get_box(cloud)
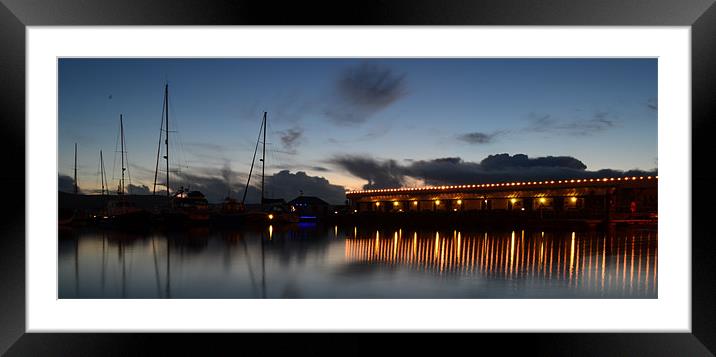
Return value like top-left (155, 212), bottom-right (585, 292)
top-left (406, 157), bottom-right (483, 186)
top-left (311, 166), bottom-right (330, 172)
top-left (457, 131), bottom-right (504, 144)
top-left (127, 184), bottom-right (153, 195)
top-left (265, 170), bottom-right (347, 204)
top-left (324, 62), bottom-right (407, 125)
top-left (277, 127), bottom-right (304, 154)
top-left (525, 111), bottom-right (616, 136)
top-left (58, 174), bottom-right (77, 193)
top-left (328, 155), bottom-right (405, 189)
top-left (169, 167), bottom-right (346, 204)
top-left (647, 98), bottom-right (658, 111)
top-left (330, 153), bottom-right (656, 188)
top-left (172, 170), bottom-right (254, 203)
top-left (480, 153), bottom-right (586, 171)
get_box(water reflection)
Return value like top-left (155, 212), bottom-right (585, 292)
top-left (59, 225), bottom-right (657, 298)
top-left (344, 229), bottom-right (657, 297)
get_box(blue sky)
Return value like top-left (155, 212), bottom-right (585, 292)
top-left (58, 58), bottom-right (657, 198)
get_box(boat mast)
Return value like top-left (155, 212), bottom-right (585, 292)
top-left (260, 111), bottom-right (266, 209)
top-left (153, 85), bottom-right (165, 195)
top-left (165, 84), bottom-right (170, 197)
top-left (119, 114), bottom-right (125, 195)
top-left (73, 143), bottom-right (78, 194)
top-left (100, 149), bottom-right (106, 195)
top-left (241, 112), bottom-right (265, 205)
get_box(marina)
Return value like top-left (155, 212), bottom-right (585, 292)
top-left (57, 58), bottom-right (659, 299)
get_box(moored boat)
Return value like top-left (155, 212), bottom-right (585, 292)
top-left (164, 187), bottom-right (210, 224)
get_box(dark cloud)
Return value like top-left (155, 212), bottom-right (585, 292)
top-left (311, 166), bottom-right (330, 172)
top-left (219, 163), bottom-right (234, 185)
top-left (173, 170), bottom-right (254, 203)
top-left (328, 155), bottom-right (405, 189)
top-left (172, 164), bottom-right (247, 203)
top-left (331, 153), bottom-right (656, 188)
top-left (338, 62), bottom-right (407, 108)
top-left (480, 153), bottom-right (586, 171)
top-left (265, 170), bottom-right (347, 204)
top-left (277, 127), bottom-right (304, 154)
top-left (58, 174), bottom-right (77, 193)
top-left (457, 131), bottom-right (503, 144)
top-left (170, 168), bottom-right (346, 204)
top-left (525, 111), bottom-right (616, 136)
top-left (324, 62), bottom-right (407, 125)
top-left (406, 157), bottom-right (482, 186)
top-left (127, 184), bottom-right (152, 195)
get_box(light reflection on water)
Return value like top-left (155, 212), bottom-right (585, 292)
top-left (59, 225), bottom-right (657, 298)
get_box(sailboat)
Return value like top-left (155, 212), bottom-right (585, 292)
top-left (153, 83), bottom-right (210, 224)
top-left (228, 112), bottom-right (298, 224)
top-left (211, 186), bottom-right (245, 225)
top-left (104, 114), bottom-right (151, 227)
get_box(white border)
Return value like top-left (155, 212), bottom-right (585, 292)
top-left (27, 27), bottom-right (690, 332)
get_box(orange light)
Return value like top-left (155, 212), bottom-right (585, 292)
top-left (375, 202), bottom-right (380, 206)
top-left (393, 201), bottom-right (399, 206)
top-left (571, 197), bottom-right (577, 203)
top-left (413, 201), bottom-right (418, 206)
top-left (510, 198), bottom-right (517, 204)
top-left (457, 200), bottom-right (462, 205)
top-left (435, 200), bottom-right (441, 205)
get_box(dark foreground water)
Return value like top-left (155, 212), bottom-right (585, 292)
top-left (59, 224), bottom-right (657, 298)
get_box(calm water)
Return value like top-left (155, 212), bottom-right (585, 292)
top-left (59, 224), bottom-right (657, 298)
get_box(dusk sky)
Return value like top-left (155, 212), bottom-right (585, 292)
top-left (58, 58), bottom-right (657, 203)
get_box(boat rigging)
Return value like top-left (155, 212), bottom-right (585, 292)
top-left (153, 83), bottom-right (171, 197)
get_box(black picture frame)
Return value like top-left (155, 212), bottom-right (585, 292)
top-left (1, 0), bottom-right (715, 354)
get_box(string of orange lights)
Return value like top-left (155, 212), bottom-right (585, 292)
top-left (347, 175), bottom-right (658, 195)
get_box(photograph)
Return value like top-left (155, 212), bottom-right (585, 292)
top-left (57, 57), bottom-right (658, 299)
top-left (2, 0), bottom-right (713, 350)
